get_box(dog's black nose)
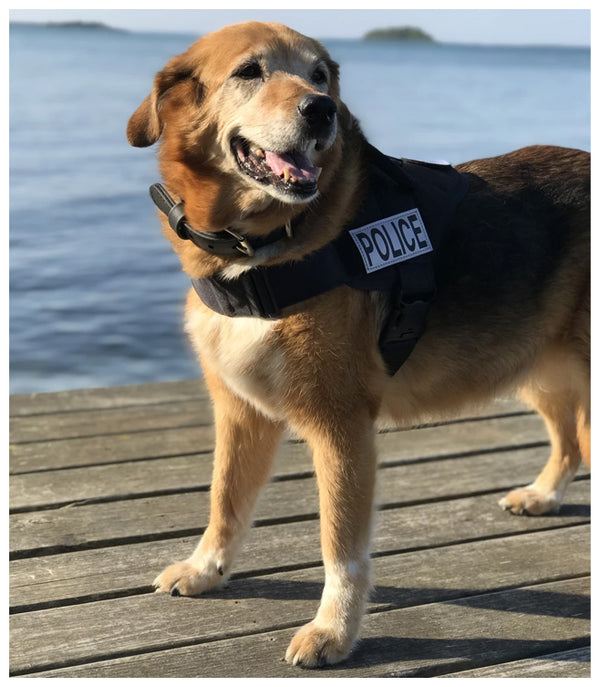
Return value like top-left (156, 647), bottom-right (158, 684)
top-left (298, 95), bottom-right (337, 134)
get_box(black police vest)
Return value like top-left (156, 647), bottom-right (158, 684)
top-left (191, 143), bottom-right (469, 374)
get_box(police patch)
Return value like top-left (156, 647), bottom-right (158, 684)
top-left (349, 208), bottom-right (433, 274)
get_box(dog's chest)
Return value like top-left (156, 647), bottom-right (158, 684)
top-left (186, 307), bottom-right (285, 418)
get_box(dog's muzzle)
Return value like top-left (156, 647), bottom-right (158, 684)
top-left (231, 95), bottom-right (337, 201)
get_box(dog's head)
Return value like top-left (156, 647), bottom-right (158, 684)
top-left (127, 22), bottom-right (349, 235)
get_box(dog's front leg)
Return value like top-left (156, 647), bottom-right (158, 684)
top-left (285, 414), bottom-right (377, 667)
top-left (154, 371), bottom-right (284, 596)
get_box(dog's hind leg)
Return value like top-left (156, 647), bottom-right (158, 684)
top-left (499, 345), bottom-right (589, 515)
top-left (153, 368), bottom-right (284, 596)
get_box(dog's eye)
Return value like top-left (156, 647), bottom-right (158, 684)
top-left (234, 62), bottom-right (263, 80)
top-left (311, 67), bottom-right (328, 85)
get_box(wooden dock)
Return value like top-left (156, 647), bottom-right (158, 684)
top-left (9, 380), bottom-right (590, 677)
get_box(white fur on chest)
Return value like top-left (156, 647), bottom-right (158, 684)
top-left (185, 307), bottom-right (285, 418)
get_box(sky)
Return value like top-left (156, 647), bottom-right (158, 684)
top-left (8, 5), bottom-right (592, 47)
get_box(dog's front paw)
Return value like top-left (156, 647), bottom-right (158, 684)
top-left (499, 485), bottom-right (559, 516)
top-left (153, 559), bottom-right (226, 596)
top-left (285, 621), bottom-right (354, 668)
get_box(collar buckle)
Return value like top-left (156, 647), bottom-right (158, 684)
top-left (225, 228), bottom-right (256, 257)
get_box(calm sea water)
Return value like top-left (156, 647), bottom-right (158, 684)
top-left (9, 23), bottom-right (590, 394)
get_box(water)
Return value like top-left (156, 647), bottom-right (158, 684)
top-left (9, 23), bottom-right (590, 394)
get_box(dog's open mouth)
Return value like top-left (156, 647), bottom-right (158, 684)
top-left (231, 136), bottom-right (321, 198)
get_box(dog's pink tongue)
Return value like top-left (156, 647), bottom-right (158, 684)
top-left (264, 150), bottom-right (320, 181)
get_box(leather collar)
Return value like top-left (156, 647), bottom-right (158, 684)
top-left (149, 183), bottom-right (297, 257)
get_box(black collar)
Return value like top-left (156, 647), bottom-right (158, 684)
top-left (149, 183), bottom-right (297, 257)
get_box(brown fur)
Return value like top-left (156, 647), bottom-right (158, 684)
top-left (127, 22), bottom-right (590, 667)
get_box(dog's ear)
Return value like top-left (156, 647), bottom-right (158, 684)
top-left (127, 53), bottom-right (198, 147)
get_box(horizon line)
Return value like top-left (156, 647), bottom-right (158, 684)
top-left (9, 20), bottom-right (591, 50)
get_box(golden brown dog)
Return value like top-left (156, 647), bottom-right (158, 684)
top-left (127, 22), bottom-right (590, 667)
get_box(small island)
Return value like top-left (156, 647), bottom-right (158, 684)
top-left (363, 26), bottom-right (434, 42)
top-left (10, 20), bottom-right (125, 32)
top-left (46, 21), bottom-right (119, 30)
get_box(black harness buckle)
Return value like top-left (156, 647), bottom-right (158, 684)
top-left (381, 296), bottom-right (430, 342)
top-left (377, 257), bottom-right (436, 375)
top-left (378, 296), bottom-right (432, 376)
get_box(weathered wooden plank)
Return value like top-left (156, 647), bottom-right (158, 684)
top-left (9, 379), bottom-right (207, 417)
top-left (30, 578), bottom-right (590, 678)
top-left (9, 439), bottom-right (305, 510)
top-left (10, 534), bottom-right (589, 676)
top-left (9, 413), bottom-right (548, 504)
top-left (9, 398), bottom-right (214, 444)
top-left (9, 482), bottom-right (590, 610)
top-left (9, 425), bottom-right (216, 475)
top-left (439, 645), bottom-right (590, 677)
top-left (10, 444), bottom-right (567, 551)
top-left (10, 409), bottom-right (536, 473)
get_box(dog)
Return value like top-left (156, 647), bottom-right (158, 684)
top-left (127, 21), bottom-right (590, 667)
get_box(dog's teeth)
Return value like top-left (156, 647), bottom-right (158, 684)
top-left (254, 148), bottom-right (265, 159)
top-left (282, 168), bottom-right (291, 182)
top-left (290, 175), bottom-right (298, 184)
